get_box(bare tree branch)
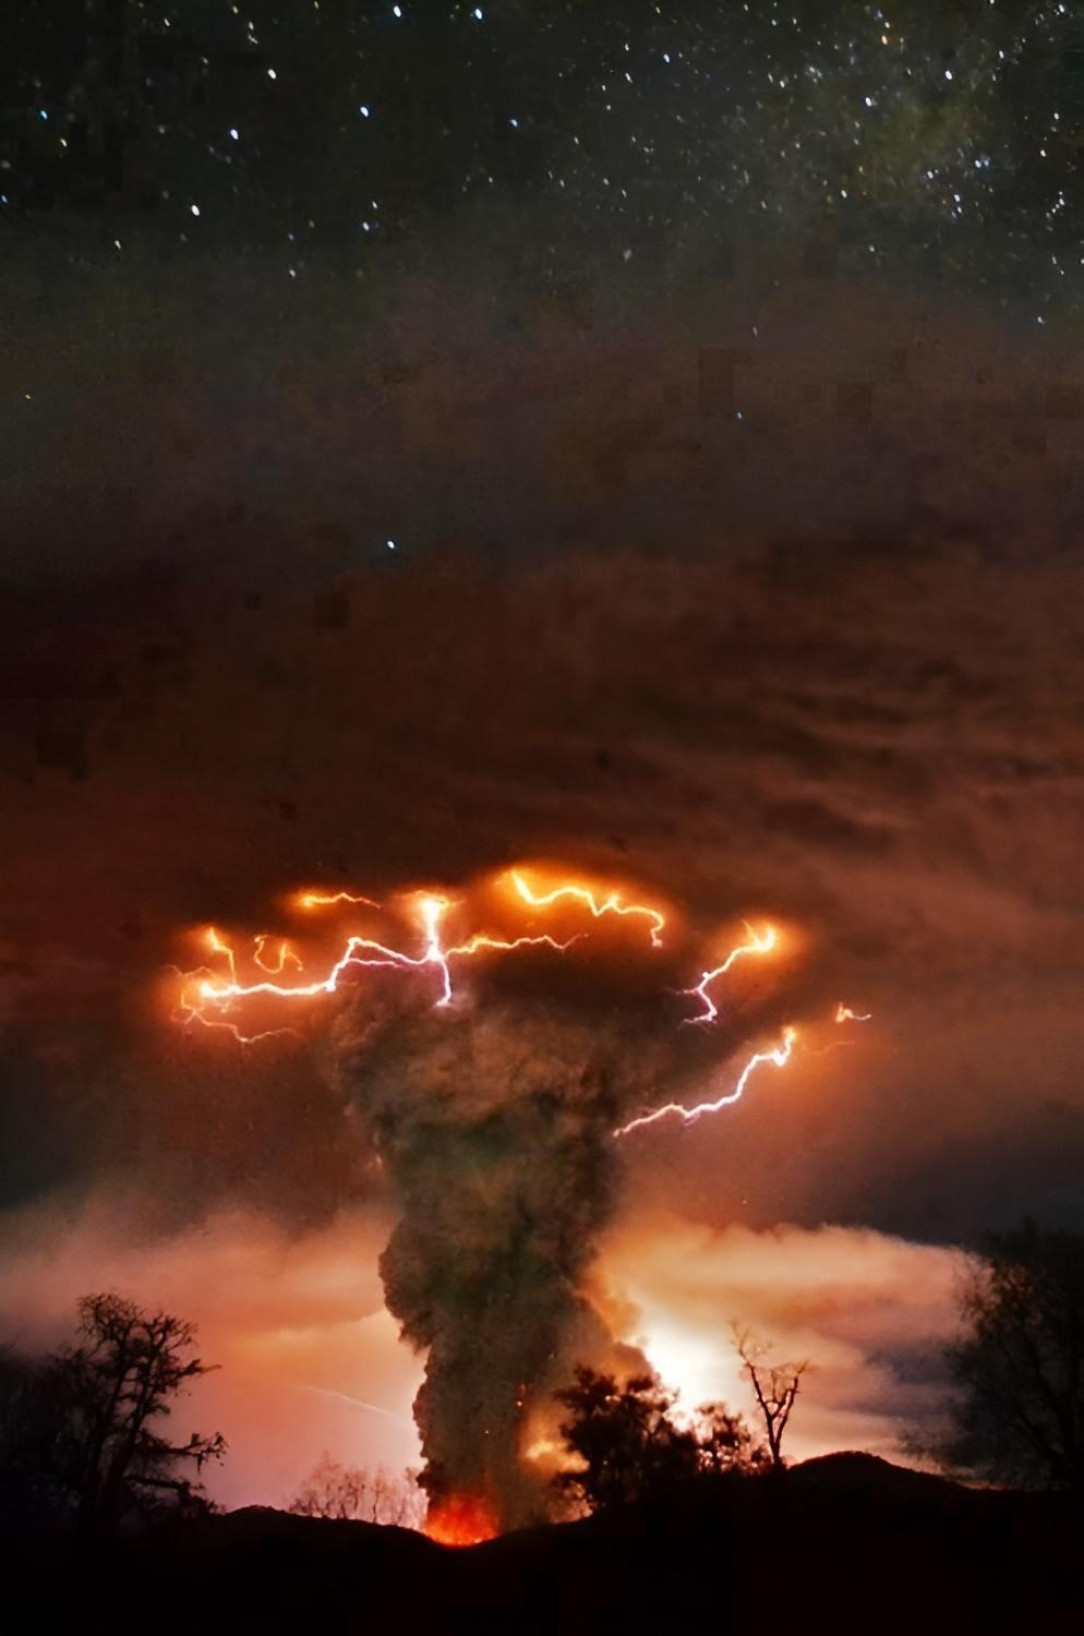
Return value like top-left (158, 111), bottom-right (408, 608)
top-left (732, 1325), bottom-right (808, 1470)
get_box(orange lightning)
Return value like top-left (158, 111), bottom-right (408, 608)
top-left (177, 1009), bottom-right (303, 1048)
top-left (179, 883), bottom-right (595, 1033)
top-left (508, 870), bottom-right (666, 948)
top-left (296, 889), bottom-right (381, 911)
top-left (615, 1026), bottom-right (798, 1136)
top-left (447, 929), bottom-right (581, 959)
top-left (178, 890), bottom-right (575, 1034)
top-left (203, 926), bottom-right (238, 984)
top-left (172, 872), bottom-right (874, 1129)
top-left (253, 935), bottom-right (304, 975)
top-left (173, 930), bottom-right (304, 1046)
top-left (836, 1002), bottom-right (872, 1023)
top-left (793, 1001), bottom-right (874, 1058)
top-left (682, 922), bottom-right (777, 1024)
top-left (187, 897), bottom-right (453, 1017)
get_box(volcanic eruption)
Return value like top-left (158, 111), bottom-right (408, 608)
top-left (170, 866), bottom-right (865, 1532)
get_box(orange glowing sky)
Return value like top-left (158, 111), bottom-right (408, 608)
top-left (4, 282), bottom-right (1084, 1515)
top-left (0, 1194), bottom-right (965, 1508)
top-left (169, 863), bottom-right (865, 1138)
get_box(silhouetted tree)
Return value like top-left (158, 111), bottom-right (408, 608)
top-left (553, 1363), bottom-right (774, 1513)
top-left (553, 1366), bottom-right (702, 1513)
top-left (695, 1400), bottom-right (770, 1477)
top-left (290, 1453), bottom-right (425, 1528)
top-left (941, 1221), bottom-right (1084, 1494)
top-left (733, 1326), bottom-right (808, 1470)
top-left (0, 1345), bottom-right (56, 1523)
top-left (0, 1345), bottom-right (32, 1450)
top-left (0, 1293), bottom-right (225, 1533)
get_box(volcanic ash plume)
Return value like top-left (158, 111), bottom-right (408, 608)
top-left (327, 992), bottom-right (674, 1529)
top-left (172, 872), bottom-right (865, 1531)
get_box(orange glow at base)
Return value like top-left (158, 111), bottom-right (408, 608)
top-left (423, 1493), bottom-right (500, 1546)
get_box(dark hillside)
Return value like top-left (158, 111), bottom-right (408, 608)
top-left (5, 1456), bottom-right (1079, 1636)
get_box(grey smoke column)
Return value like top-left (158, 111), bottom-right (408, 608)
top-left (328, 978), bottom-right (682, 1526)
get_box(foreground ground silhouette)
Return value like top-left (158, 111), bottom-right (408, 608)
top-left (7, 1454), bottom-right (1080, 1635)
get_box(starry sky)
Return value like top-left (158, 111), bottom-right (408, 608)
top-left (4, 1), bottom-right (1084, 307)
top-left (4, 1), bottom-right (1084, 1513)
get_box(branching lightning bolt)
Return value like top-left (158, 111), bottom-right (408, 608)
top-left (253, 935), bottom-right (304, 975)
top-left (296, 890), bottom-right (381, 911)
top-left (204, 927), bottom-right (238, 985)
top-left (179, 889), bottom-right (582, 1037)
top-left (188, 905), bottom-right (450, 1014)
top-left (447, 930), bottom-right (581, 960)
top-left (682, 922), bottom-right (777, 1024)
top-left (171, 868), bottom-right (872, 1132)
top-left (508, 870), bottom-right (666, 948)
top-left (614, 1026), bottom-right (798, 1137)
top-left (179, 1008), bottom-right (303, 1048)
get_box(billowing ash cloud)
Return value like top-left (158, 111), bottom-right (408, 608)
top-left (323, 970), bottom-right (714, 1525)
top-left (6, 259), bottom-right (1084, 1524)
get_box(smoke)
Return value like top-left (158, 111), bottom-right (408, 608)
top-left (9, 244), bottom-right (1084, 1523)
top-left (322, 961), bottom-right (728, 1526)
top-left (595, 1216), bottom-right (965, 1467)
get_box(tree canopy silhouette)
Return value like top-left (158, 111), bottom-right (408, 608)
top-left (943, 1220), bottom-right (1084, 1494)
top-left (552, 1364), bottom-right (765, 1514)
top-left (290, 1454), bottom-right (425, 1528)
top-left (696, 1399), bottom-right (770, 1478)
top-left (553, 1366), bottom-right (701, 1513)
top-left (0, 1293), bottom-right (225, 1533)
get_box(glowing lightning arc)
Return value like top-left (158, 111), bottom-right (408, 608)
top-left (189, 908), bottom-right (449, 1014)
top-left (682, 922), bottom-right (778, 1024)
top-left (836, 1002), bottom-right (872, 1023)
top-left (180, 891), bottom-right (583, 1036)
top-left (174, 873), bottom-right (873, 1126)
top-left (508, 870), bottom-right (666, 948)
top-left (174, 900), bottom-right (449, 1045)
top-left (296, 889), bottom-right (382, 911)
top-left (204, 927), bottom-right (238, 985)
top-left (253, 934), bottom-right (304, 975)
top-left (614, 1026), bottom-right (798, 1137)
top-left (446, 930), bottom-right (581, 960)
top-left (417, 893), bottom-right (455, 1006)
top-left (179, 1009), bottom-right (303, 1048)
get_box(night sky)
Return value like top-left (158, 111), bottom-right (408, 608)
top-left (4, 2), bottom-right (1084, 295)
top-left (3, 1), bottom-right (1084, 1517)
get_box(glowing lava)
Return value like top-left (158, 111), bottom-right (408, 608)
top-left (424, 1494), bottom-right (500, 1546)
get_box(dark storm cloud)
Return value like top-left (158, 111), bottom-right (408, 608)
top-left (3, 263), bottom-right (1084, 1255)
